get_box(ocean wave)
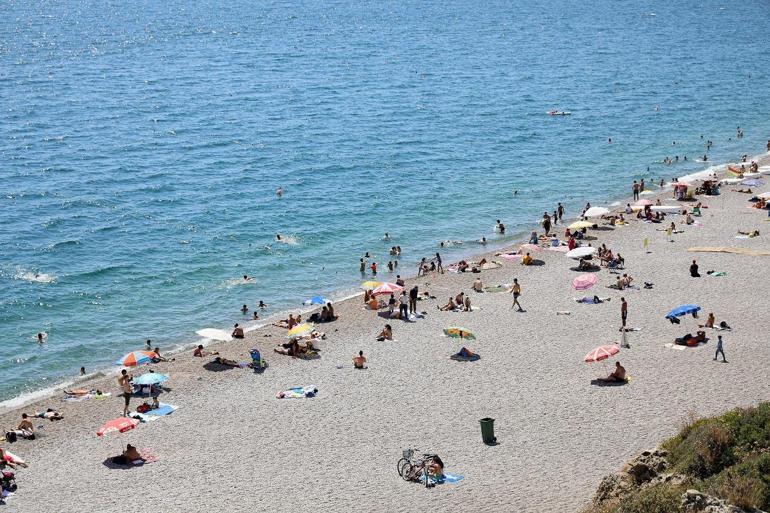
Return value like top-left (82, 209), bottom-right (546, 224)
top-left (68, 265), bottom-right (129, 280)
top-left (45, 239), bottom-right (81, 251)
top-left (14, 269), bottom-right (56, 284)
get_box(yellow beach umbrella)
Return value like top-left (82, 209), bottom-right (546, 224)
top-left (569, 220), bottom-right (594, 230)
top-left (287, 323), bottom-right (314, 338)
top-left (361, 281), bottom-right (381, 290)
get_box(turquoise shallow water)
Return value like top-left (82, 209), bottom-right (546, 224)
top-left (1, 0), bottom-right (770, 401)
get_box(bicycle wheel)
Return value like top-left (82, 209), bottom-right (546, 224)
top-left (396, 458), bottom-right (408, 476)
top-left (401, 462), bottom-right (415, 481)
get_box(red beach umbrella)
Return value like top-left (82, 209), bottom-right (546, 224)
top-left (584, 345), bottom-right (620, 363)
top-left (372, 282), bottom-right (404, 296)
top-left (97, 417), bottom-right (139, 437)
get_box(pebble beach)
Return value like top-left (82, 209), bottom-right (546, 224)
top-left (2, 153), bottom-right (769, 512)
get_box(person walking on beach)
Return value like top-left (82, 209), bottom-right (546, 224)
top-left (542, 212), bottom-right (551, 236)
top-left (409, 285), bottom-right (418, 315)
top-left (435, 252), bottom-right (443, 274)
top-left (632, 180), bottom-right (640, 201)
top-left (510, 278), bottom-right (523, 312)
top-left (399, 290), bottom-right (409, 320)
top-left (118, 369), bottom-right (132, 417)
top-left (620, 297), bottom-right (628, 328)
top-left (557, 203), bottom-right (564, 222)
top-left (714, 335), bottom-right (727, 363)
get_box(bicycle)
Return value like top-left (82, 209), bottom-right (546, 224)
top-left (397, 449), bottom-right (438, 486)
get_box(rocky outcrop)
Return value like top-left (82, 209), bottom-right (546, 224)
top-left (680, 489), bottom-right (762, 513)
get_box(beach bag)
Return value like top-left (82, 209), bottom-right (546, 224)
top-left (136, 403), bottom-right (151, 414)
top-left (5, 431), bottom-right (16, 443)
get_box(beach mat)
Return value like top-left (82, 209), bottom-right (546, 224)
top-left (450, 354), bottom-right (480, 362)
top-left (420, 472), bottom-right (464, 485)
top-left (688, 246), bottom-right (770, 256)
top-left (590, 379), bottom-right (629, 387)
top-left (144, 404), bottom-right (177, 417)
top-left (277, 386), bottom-right (317, 399)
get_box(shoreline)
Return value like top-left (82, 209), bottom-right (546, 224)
top-left (2, 146), bottom-right (769, 512)
top-left (2, 151), bottom-right (767, 415)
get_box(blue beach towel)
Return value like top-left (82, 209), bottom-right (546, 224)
top-left (420, 472), bottom-right (465, 485)
top-left (144, 404), bottom-right (176, 417)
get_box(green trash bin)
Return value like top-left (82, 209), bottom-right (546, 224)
top-left (479, 417), bottom-right (496, 444)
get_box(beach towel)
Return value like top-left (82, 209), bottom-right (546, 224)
top-left (480, 261), bottom-right (502, 270)
top-left (144, 404), bottom-right (177, 417)
top-left (500, 253), bottom-right (522, 260)
top-left (707, 271), bottom-right (727, 277)
top-left (420, 472), bottom-right (465, 485)
top-left (63, 391), bottom-right (111, 402)
top-left (450, 348), bottom-right (480, 362)
top-left (688, 246), bottom-right (770, 256)
top-left (546, 245), bottom-right (570, 253)
top-left (276, 386), bottom-right (317, 399)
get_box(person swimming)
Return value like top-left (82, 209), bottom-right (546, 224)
top-left (276, 187), bottom-right (283, 197)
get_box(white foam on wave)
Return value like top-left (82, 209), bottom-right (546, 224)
top-left (15, 269), bottom-right (56, 283)
top-left (275, 235), bottom-right (299, 245)
top-left (224, 277), bottom-right (257, 287)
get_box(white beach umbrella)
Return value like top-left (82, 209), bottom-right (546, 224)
top-left (583, 206), bottom-right (610, 218)
top-left (565, 247), bottom-right (596, 259)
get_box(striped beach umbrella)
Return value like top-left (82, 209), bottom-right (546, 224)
top-left (115, 351), bottom-right (156, 367)
top-left (372, 282), bottom-right (403, 296)
top-left (584, 345), bottom-right (619, 363)
top-left (97, 417), bottom-right (139, 437)
top-left (443, 327), bottom-right (476, 340)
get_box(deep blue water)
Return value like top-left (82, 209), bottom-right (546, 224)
top-left (2, 0), bottom-right (770, 401)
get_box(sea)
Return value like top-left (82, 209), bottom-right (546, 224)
top-left (2, 0), bottom-right (770, 404)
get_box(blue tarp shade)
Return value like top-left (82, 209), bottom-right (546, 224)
top-left (741, 179), bottom-right (764, 186)
top-left (665, 304), bottom-right (701, 319)
top-left (304, 296), bottom-right (328, 305)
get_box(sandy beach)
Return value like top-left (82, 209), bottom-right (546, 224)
top-left (2, 154), bottom-right (770, 512)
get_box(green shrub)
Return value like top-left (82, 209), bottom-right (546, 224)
top-left (707, 453), bottom-right (770, 510)
top-left (668, 420), bottom-right (734, 478)
top-left (617, 484), bottom-right (683, 513)
top-left (724, 403), bottom-right (770, 459)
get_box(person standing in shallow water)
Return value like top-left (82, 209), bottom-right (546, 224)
top-left (632, 180), bottom-right (640, 201)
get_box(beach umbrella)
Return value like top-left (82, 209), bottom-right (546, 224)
top-left (115, 351), bottom-right (156, 367)
top-left (132, 373), bottom-right (168, 386)
top-left (583, 345), bottom-right (619, 363)
top-left (303, 295), bottom-right (329, 306)
top-left (97, 417), bottom-right (139, 437)
top-left (639, 190), bottom-right (655, 196)
top-left (635, 199), bottom-right (653, 207)
top-left (672, 182), bottom-right (690, 188)
top-left (372, 282), bottom-right (403, 296)
top-left (565, 246), bottom-right (596, 259)
top-left (287, 323), bottom-right (314, 338)
top-left (569, 220), bottom-right (594, 230)
top-left (572, 273), bottom-right (598, 290)
top-left (443, 327), bottom-right (476, 340)
top-left (665, 304), bottom-right (701, 319)
top-left (360, 281), bottom-right (381, 290)
top-left (757, 192), bottom-right (770, 199)
top-left (519, 243), bottom-right (542, 252)
top-left (583, 206), bottom-right (610, 218)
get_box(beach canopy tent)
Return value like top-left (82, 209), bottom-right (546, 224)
top-left (132, 373), bottom-right (168, 386)
top-left (569, 221), bottom-right (594, 230)
top-left (443, 327), bottom-right (476, 340)
top-left (565, 247), bottom-right (596, 259)
top-left (115, 351), bottom-right (157, 367)
top-left (97, 417), bottom-right (138, 437)
top-left (583, 206), bottom-right (610, 218)
top-left (303, 296), bottom-right (329, 306)
top-left (584, 345), bottom-right (619, 363)
top-left (572, 273), bottom-right (598, 290)
top-left (665, 304), bottom-right (701, 319)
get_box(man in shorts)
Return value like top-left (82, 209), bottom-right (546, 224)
top-left (118, 369), bottom-right (133, 417)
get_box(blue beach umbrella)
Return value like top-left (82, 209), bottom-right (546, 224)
top-left (132, 373), bottom-right (168, 386)
top-left (665, 304), bottom-right (701, 319)
top-left (303, 296), bottom-right (329, 306)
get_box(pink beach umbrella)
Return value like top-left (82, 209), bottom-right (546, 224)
top-left (372, 282), bottom-right (404, 296)
top-left (584, 345), bottom-right (620, 363)
top-left (635, 199), bottom-right (653, 207)
top-left (572, 273), bottom-right (598, 291)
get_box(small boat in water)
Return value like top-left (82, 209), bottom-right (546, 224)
top-left (546, 110), bottom-right (572, 116)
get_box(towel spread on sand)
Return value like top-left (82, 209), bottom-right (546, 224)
top-left (130, 403), bottom-right (178, 422)
top-left (688, 246), bottom-right (770, 256)
top-left (63, 391), bottom-right (112, 402)
top-left (277, 386), bottom-right (317, 399)
top-left (420, 472), bottom-right (465, 485)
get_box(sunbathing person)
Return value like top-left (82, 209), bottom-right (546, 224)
top-left (367, 296), bottom-right (381, 310)
top-left (454, 292), bottom-right (464, 305)
top-left (734, 188), bottom-right (753, 193)
top-left (353, 350), bottom-right (367, 369)
top-left (598, 361), bottom-right (627, 383)
top-left (34, 408), bottom-right (63, 421)
top-left (214, 356), bottom-right (243, 367)
top-left (193, 344), bottom-right (218, 357)
top-left (521, 252), bottom-right (533, 266)
top-left (112, 444), bottom-right (145, 465)
top-left (231, 323), bottom-right (245, 339)
top-left (428, 455), bottom-right (445, 478)
top-left (9, 413), bottom-right (35, 440)
top-left (0, 447), bottom-right (18, 469)
top-left (439, 297), bottom-right (457, 311)
top-left (699, 313), bottom-right (715, 328)
top-left (463, 295), bottom-right (472, 312)
top-left (272, 314), bottom-right (296, 329)
top-left (737, 229), bottom-right (760, 237)
top-left (456, 260), bottom-right (469, 272)
top-left (376, 324), bottom-right (393, 341)
top-left (620, 274), bottom-right (633, 288)
top-left (472, 277), bottom-right (483, 292)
